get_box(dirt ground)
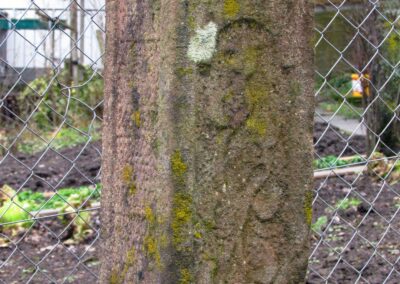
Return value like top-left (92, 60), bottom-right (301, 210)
top-left (0, 142), bottom-right (101, 191)
top-left (314, 122), bottom-right (366, 157)
top-left (0, 214), bottom-right (100, 284)
top-left (308, 175), bottom-right (400, 283)
top-left (0, 122), bottom-right (398, 283)
top-left (0, 122), bottom-right (365, 191)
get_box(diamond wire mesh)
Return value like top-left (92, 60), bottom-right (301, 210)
top-left (0, 0), bottom-right (399, 283)
top-left (310, 0), bottom-right (400, 283)
top-left (0, 0), bottom-right (104, 283)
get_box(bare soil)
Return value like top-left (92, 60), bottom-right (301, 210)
top-left (0, 142), bottom-right (101, 191)
top-left (308, 175), bottom-right (400, 283)
top-left (314, 122), bottom-right (366, 157)
top-left (0, 214), bottom-right (100, 284)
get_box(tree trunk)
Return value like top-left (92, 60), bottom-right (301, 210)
top-left (100, 1), bottom-right (314, 283)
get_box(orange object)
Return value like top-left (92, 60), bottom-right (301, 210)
top-left (351, 73), bottom-right (363, 98)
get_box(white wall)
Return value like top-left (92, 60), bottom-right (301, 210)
top-left (0, 0), bottom-right (105, 70)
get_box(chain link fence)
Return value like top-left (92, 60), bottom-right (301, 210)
top-left (311, 0), bottom-right (400, 283)
top-left (0, 0), bottom-right (104, 282)
top-left (0, 0), bottom-right (398, 283)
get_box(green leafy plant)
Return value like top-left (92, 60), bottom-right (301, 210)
top-left (18, 184), bottom-right (101, 212)
top-left (0, 185), bottom-right (31, 227)
top-left (312, 216), bottom-right (328, 233)
top-left (334, 197), bottom-right (362, 211)
top-left (19, 64), bottom-right (103, 131)
top-left (314, 155), bottom-right (364, 170)
top-left (0, 184), bottom-right (101, 243)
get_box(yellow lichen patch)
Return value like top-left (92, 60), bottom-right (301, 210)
top-left (144, 235), bottom-right (162, 268)
top-left (125, 246), bottom-right (135, 266)
top-left (171, 151), bottom-right (187, 181)
top-left (244, 81), bottom-right (269, 136)
top-left (109, 267), bottom-right (121, 284)
top-left (121, 164), bottom-right (137, 195)
top-left (245, 117), bottom-right (267, 136)
top-left (145, 206), bottom-right (156, 225)
top-left (129, 183), bottom-right (136, 195)
top-left (243, 47), bottom-right (261, 76)
top-left (194, 231), bottom-right (202, 239)
top-left (131, 111), bottom-right (141, 128)
top-left (223, 0), bottom-right (240, 18)
top-left (119, 246), bottom-right (136, 280)
top-left (143, 205), bottom-right (168, 269)
top-left (121, 164), bottom-right (134, 184)
top-left (176, 67), bottom-right (194, 78)
top-left (172, 193), bottom-right (192, 249)
top-left (304, 190), bottom-right (313, 227)
top-left (179, 268), bottom-right (193, 284)
top-left (159, 234), bottom-right (168, 248)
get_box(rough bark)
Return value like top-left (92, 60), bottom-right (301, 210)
top-left (100, 0), bottom-right (314, 283)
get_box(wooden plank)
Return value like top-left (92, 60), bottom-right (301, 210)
top-left (314, 166), bottom-right (366, 179)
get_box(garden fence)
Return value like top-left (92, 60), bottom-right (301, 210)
top-left (0, 0), bottom-right (399, 283)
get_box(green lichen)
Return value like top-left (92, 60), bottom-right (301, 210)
top-left (131, 111), bottom-right (141, 127)
top-left (160, 233), bottom-right (168, 247)
top-left (121, 164), bottom-right (136, 195)
top-left (129, 183), bottom-right (136, 195)
top-left (176, 67), bottom-right (194, 78)
top-left (244, 82), bottom-right (269, 136)
top-left (194, 231), bottom-right (202, 239)
top-left (188, 16), bottom-right (196, 30)
top-left (289, 81), bottom-right (302, 98)
top-left (203, 219), bottom-right (216, 232)
top-left (179, 268), bottom-right (193, 284)
top-left (221, 91), bottom-right (234, 103)
top-left (304, 190), bottom-right (313, 227)
top-left (193, 222), bottom-right (202, 239)
top-left (223, 0), bottom-right (240, 18)
top-left (245, 117), bottom-right (267, 136)
top-left (243, 47), bottom-right (261, 76)
top-left (172, 192), bottom-right (192, 249)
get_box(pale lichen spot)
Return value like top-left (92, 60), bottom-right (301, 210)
top-left (187, 22), bottom-right (218, 63)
